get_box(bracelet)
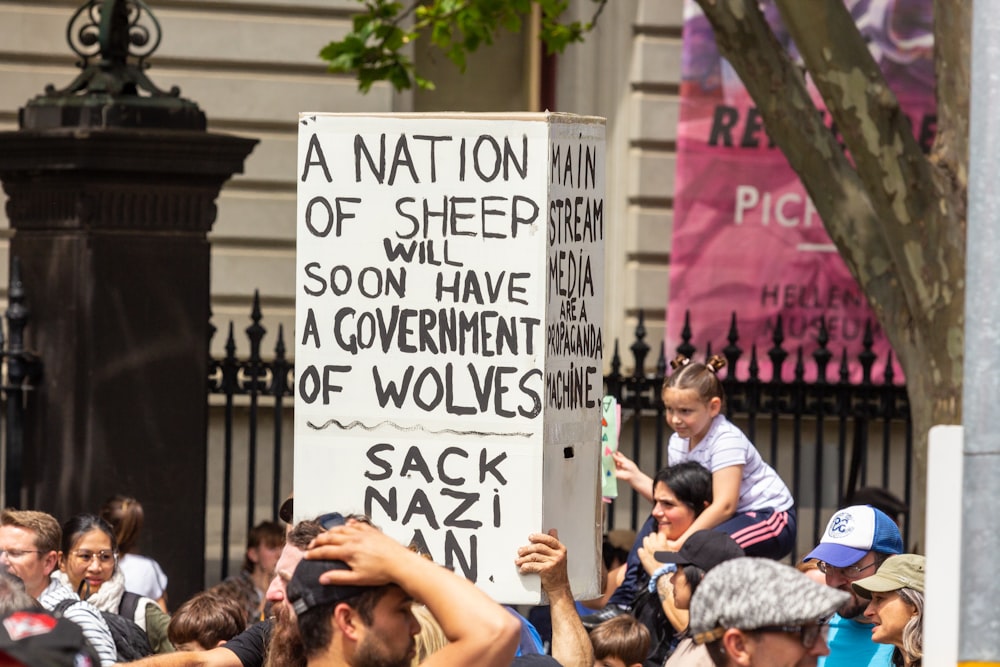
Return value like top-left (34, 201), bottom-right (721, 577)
top-left (647, 563), bottom-right (677, 593)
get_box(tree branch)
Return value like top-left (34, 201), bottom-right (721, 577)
top-left (932, 0), bottom-right (969, 173)
top-left (929, 0), bottom-right (969, 225)
top-left (776, 0), bottom-right (963, 333)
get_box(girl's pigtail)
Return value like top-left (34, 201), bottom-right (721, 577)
top-left (670, 355), bottom-right (692, 371)
top-left (705, 354), bottom-right (727, 374)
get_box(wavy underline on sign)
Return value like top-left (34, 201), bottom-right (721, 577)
top-left (306, 419), bottom-right (534, 438)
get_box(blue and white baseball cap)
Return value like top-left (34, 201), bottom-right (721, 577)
top-left (803, 505), bottom-right (903, 566)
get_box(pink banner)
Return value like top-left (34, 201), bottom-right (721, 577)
top-left (668, 0), bottom-right (934, 382)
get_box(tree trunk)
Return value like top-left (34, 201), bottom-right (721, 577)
top-left (693, 0), bottom-right (969, 540)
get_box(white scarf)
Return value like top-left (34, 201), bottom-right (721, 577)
top-left (53, 567), bottom-right (128, 615)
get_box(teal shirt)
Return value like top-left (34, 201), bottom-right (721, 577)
top-left (820, 613), bottom-right (895, 667)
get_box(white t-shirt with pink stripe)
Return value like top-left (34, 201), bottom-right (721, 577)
top-left (667, 414), bottom-right (794, 513)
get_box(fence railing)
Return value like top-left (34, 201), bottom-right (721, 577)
top-left (207, 300), bottom-right (912, 576)
top-left (605, 310), bottom-right (912, 560)
top-left (207, 291), bottom-right (292, 579)
top-left (0, 257), bottom-right (43, 510)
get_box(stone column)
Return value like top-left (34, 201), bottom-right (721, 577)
top-left (0, 0), bottom-right (257, 605)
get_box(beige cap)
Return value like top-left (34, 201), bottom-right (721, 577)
top-left (852, 554), bottom-right (925, 598)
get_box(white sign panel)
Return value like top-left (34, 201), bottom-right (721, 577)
top-left (294, 112), bottom-right (605, 603)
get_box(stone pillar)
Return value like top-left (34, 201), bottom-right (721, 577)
top-left (0, 0), bottom-right (256, 606)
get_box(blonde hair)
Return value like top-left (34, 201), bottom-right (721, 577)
top-left (411, 604), bottom-right (448, 665)
top-left (898, 588), bottom-right (924, 664)
top-left (0, 509), bottom-right (61, 553)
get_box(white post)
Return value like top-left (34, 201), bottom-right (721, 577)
top-left (923, 425), bottom-right (962, 666)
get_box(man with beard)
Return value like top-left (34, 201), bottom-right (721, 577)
top-left (801, 505), bottom-right (903, 667)
top-left (124, 517), bottom-right (325, 667)
top-left (290, 515), bottom-right (519, 667)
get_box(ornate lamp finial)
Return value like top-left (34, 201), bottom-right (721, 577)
top-left (21, 0), bottom-right (206, 130)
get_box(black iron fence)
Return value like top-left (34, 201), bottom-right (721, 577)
top-left (207, 300), bottom-right (912, 576)
top-left (207, 291), bottom-right (292, 579)
top-left (604, 311), bottom-right (912, 561)
top-left (1, 258), bottom-right (43, 509)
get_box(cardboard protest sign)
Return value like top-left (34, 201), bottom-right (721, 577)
top-left (293, 112), bottom-right (605, 603)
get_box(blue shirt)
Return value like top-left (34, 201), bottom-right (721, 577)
top-left (820, 613), bottom-right (894, 667)
top-left (504, 606), bottom-right (545, 656)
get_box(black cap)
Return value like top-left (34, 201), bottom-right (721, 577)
top-left (287, 559), bottom-right (370, 616)
top-left (286, 513), bottom-right (370, 616)
top-left (654, 530), bottom-right (744, 571)
top-left (0, 610), bottom-right (101, 667)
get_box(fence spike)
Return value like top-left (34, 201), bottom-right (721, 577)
top-left (631, 310), bottom-right (650, 378)
top-left (883, 351), bottom-right (896, 386)
top-left (656, 340), bottom-right (667, 377)
top-left (859, 319), bottom-right (876, 385)
top-left (275, 323), bottom-right (287, 360)
top-left (768, 314), bottom-right (788, 382)
top-left (224, 322), bottom-right (236, 360)
top-left (723, 311), bottom-right (742, 371)
top-left (678, 310), bottom-right (695, 359)
top-left (813, 317), bottom-right (832, 383)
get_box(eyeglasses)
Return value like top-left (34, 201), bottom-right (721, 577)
top-left (755, 620), bottom-right (830, 648)
top-left (816, 560), bottom-right (877, 579)
top-left (0, 548), bottom-right (42, 561)
top-left (70, 550), bottom-right (117, 565)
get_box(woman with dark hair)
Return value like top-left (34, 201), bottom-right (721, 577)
top-left (100, 495), bottom-right (168, 612)
top-left (56, 514), bottom-right (174, 654)
top-left (586, 462), bottom-right (714, 622)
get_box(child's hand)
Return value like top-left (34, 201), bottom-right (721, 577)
top-left (612, 451), bottom-right (639, 482)
top-left (612, 451), bottom-right (655, 501)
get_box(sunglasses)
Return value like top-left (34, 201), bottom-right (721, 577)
top-left (816, 560), bottom-right (877, 579)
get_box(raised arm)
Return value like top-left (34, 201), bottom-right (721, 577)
top-left (613, 451), bottom-right (654, 501)
top-left (121, 646), bottom-right (241, 667)
top-left (515, 530), bottom-right (594, 667)
top-left (307, 521), bottom-right (519, 667)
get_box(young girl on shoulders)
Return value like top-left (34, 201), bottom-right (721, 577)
top-left (614, 354), bottom-right (795, 559)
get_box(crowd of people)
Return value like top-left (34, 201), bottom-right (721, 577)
top-left (0, 356), bottom-right (925, 667)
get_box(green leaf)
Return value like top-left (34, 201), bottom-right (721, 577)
top-left (321, 0), bottom-right (604, 93)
